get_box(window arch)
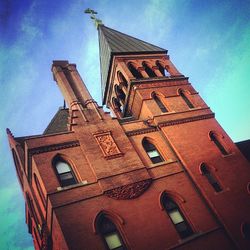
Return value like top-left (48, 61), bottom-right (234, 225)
top-left (112, 97), bottom-right (122, 113)
top-left (152, 92), bottom-right (168, 113)
top-left (178, 89), bottom-right (194, 109)
top-left (127, 62), bottom-right (142, 79)
top-left (161, 193), bottom-right (193, 238)
top-left (200, 163), bottom-right (222, 192)
top-left (52, 156), bottom-right (77, 187)
top-left (142, 61), bottom-right (156, 77)
top-left (156, 61), bottom-right (170, 76)
top-left (142, 138), bottom-right (164, 164)
top-left (96, 215), bottom-right (126, 250)
top-left (117, 71), bottom-right (128, 89)
top-left (209, 132), bottom-right (229, 156)
top-left (34, 174), bottom-right (46, 207)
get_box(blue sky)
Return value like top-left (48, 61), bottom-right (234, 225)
top-left (0, 0), bottom-right (250, 249)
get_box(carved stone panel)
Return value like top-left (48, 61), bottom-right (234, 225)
top-left (93, 131), bottom-right (123, 159)
top-left (104, 179), bottom-right (152, 200)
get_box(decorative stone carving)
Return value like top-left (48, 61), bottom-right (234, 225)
top-left (93, 131), bottom-right (123, 159)
top-left (104, 179), bottom-right (152, 200)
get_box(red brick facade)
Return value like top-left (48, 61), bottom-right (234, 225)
top-left (7, 27), bottom-right (250, 250)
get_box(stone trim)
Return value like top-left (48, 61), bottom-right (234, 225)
top-left (158, 113), bottom-right (215, 127)
top-left (126, 127), bottom-right (157, 136)
top-left (29, 141), bottom-right (80, 155)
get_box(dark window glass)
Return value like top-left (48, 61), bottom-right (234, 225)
top-left (152, 93), bottom-right (168, 113)
top-left (117, 72), bottom-right (128, 89)
top-left (201, 164), bottom-right (222, 192)
top-left (142, 139), bottom-right (164, 164)
top-left (162, 195), bottom-right (193, 239)
top-left (242, 223), bottom-right (250, 239)
top-left (98, 216), bottom-right (125, 250)
top-left (142, 62), bottom-right (156, 77)
top-left (115, 85), bottom-right (126, 102)
top-left (54, 159), bottom-right (77, 187)
top-left (179, 90), bottom-right (194, 109)
top-left (210, 133), bottom-right (229, 155)
top-left (127, 63), bottom-right (142, 79)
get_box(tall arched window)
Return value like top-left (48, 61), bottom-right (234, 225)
top-left (127, 62), bottom-right (142, 79)
top-left (161, 193), bottom-right (193, 238)
top-left (112, 97), bottom-right (122, 113)
top-left (200, 164), bottom-right (222, 192)
top-left (142, 138), bottom-right (164, 164)
top-left (178, 89), bottom-right (194, 109)
top-left (117, 71), bottom-right (128, 89)
top-left (97, 215), bottom-right (126, 250)
top-left (142, 61), bottom-right (156, 77)
top-left (156, 61), bottom-right (170, 76)
top-left (115, 85), bottom-right (126, 103)
top-left (241, 222), bottom-right (250, 239)
top-left (152, 92), bottom-right (168, 113)
top-left (53, 157), bottom-right (77, 187)
top-left (209, 132), bottom-right (229, 155)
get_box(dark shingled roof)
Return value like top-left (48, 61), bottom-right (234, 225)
top-left (43, 108), bottom-right (69, 135)
top-left (98, 25), bottom-right (167, 104)
top-left (236, 139), bottom-right (250, 162)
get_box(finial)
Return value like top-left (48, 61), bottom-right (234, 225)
top-left (84, 8), bottom-right (103, 28)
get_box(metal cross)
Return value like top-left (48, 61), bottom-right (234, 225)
top-left (84, 8), bottom-right (102, 28)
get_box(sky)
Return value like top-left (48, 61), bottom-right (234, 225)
top-left (0, 0), bottom-right (250, 249)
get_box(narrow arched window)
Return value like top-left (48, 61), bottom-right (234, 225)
top-left (152, 92), bottom-right (168, 113)
top-left (142, 138), bottom-right (164, 164)
top-left (117, 71), bottom-right (128, 89)
top-left (200, 164), bottom-right (222, 192)
top-left (142, 62), bottom-right (156, 77)
top-left (97, 216), bottom-right (126, 250)
top-left (161, 194), bottom-right (193, 238)
top-left (210, 132), bottom-right (229, 155)
top-left (156, 61), bottom-right (170, 76)
top-left (53, 158), bottom-right (77, 187)
top-left (179, 89), bottom-right (194, 109)
top-left (127, 63), bottom-right (142, 79)
top-left (112, 97), bottom-right (122, 113)
top-left (34, 174), bottom-right (46, 207)
top-left (26, 193), bottom-right (39, 227)
top-left (115, 85), bottom-right (126, 103)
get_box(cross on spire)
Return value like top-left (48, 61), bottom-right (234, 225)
top-left (84, 8), bottom-right (102, 28)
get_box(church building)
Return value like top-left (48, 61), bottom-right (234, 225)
top-left (7, 21), bottom-right (250, 250)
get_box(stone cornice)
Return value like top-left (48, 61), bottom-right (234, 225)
top-left (126, 127), bottom-right (157, 136)
top-left (29, 140), bottom-right (80, 155)
top-left (158, 113), bottom-right (215, 128)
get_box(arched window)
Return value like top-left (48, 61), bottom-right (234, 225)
top-left (117, 71), bottom-right (128, 89)
top-left (142, 138), bottom-right (164, 164)
top-left (26, 193), bottom-right (39, 227)
top-left (112, 97), bottom-right (122, 113)
top-left (161, 193), bottom-right (193, 238)
top-left (127, 62), bottom-right (142, 79)
top-left (97, 215), bottom-right (126, 250)
top-left (142, 61), bottom-right (156, 77)
top-left (200, 164), bottom-right (222, 192)
top-left (115, 85), bottom-right (126, 103)
top-left (53, 157), bottom-right (77, 187)
top-left (34, 174), bottom-right (46, 207)
top-left (209, 132), bottom-right (229, 156)
top-left (156, 61), bottom-right (170, 76)
top-left (152, 92), bottom-right (168, 113)
top-left (179, 89), bottom-right (194, 109)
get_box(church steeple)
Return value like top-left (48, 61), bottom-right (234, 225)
top-left (98, 25), bottom-right (182, 118)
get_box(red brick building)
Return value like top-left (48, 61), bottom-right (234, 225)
top-left (7, 24), bottom-right (250, 250)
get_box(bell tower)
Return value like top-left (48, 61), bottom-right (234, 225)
top-left (7, 18), bottom-right (250, 250)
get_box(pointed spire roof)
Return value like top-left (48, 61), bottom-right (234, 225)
top-left (98, 25), bottom-right (167, 102)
